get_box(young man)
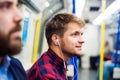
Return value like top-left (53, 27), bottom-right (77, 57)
top-left (28, 13), bottom-right (85, 80)
top-left (0, 0), bottom-right (28, 80)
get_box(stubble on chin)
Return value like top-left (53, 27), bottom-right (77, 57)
top-left (8, 23), bottom-right (22, 55)
top-left (8, 33), bottom-right (23, 56)
top-left (0, 24), bottom-right (23, 56)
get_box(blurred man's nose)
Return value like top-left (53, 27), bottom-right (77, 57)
top-left (14, 8), bottom-right (24, 23)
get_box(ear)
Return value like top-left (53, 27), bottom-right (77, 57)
top-left (51, 34), bottom-right (59, 45)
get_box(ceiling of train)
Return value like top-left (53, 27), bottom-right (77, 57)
top-left (81, 0), bottom-right (113, 23)
top-left (80, 0), bottom-right (119, 28)
top-left (28, 0), bottom-right (119, 28)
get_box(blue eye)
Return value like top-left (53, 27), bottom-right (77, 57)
top-left (81, 33), bottom-right (83, 36)
top-left (74, 32), bottom-right (79, 36)
top-left (71, 32), bottom-right (83, 37)
top-left (71, 32), bottom-right (79, 37)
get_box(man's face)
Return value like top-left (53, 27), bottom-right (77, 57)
top-left (60, 22), bottom-right (84, 57)
top-left (0, 0), bottom-right (23, 56)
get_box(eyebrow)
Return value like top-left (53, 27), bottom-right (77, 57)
top-left (0, 1), bottom-right (13, 7)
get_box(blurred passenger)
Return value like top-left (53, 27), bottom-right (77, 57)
top-left (0, 0), bottom-right (28, 80)
top-left (96, 54), bottom-right (114, 80)
top-left (27, 13), bottom-right (85, 80)
top-left (96, 41), bottom-right (115, 80)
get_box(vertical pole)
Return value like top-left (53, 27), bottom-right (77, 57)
top-left (72, 0), bottom-right (76, 13)
top-left (32, 19), bottom-right (41, 63)
top-left (114, 11), bottom-right (120, 67)
top-left (72, 0), bottom-right (78, 80)
top-left (73, 56), bottom-right (78, 80)
top-left (99, 0), bottom-right (106, 80)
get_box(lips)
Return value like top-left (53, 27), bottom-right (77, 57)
top-left (12, 31), bottom-right (21, 37)
top-left (76, 46), bottom-right (82, 48)
top-left (9, 24), bottom-right (22, 37)
top-left (10, 24), bottom-right (21, 34)
top-left (76, 46), bottom-right (82, 50)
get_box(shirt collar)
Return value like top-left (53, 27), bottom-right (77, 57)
top-left (0, 56), bottom-right (11, 71)
top-left (47, 48), bottom-right (67, 70)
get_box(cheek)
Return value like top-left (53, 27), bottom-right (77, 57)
top-left (0, 26), bottom-right (9, 37)
top-left (0, 14), bottom-right (12, 25)
top-left (63, 39), bottom-right (75, 48)
top-left (65, 37), bottom-right (76, 44)
top-left (0, 20), bottom-right (12, 36)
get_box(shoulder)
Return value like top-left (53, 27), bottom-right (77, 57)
top-left (27, 54), bottom-right (56, 79)
top-left (9, 56), bottom-right (23, 67)
top-left (28, 65), bottom-right (56, 80)
top-left (9, 56), bottom-right (26, 73)
top-left (10, 56), bottom-right (22, 65)
top-left (9, 56), bottom-right (29, 80)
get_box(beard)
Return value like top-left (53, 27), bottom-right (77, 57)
top-left (0, 24), bottom-right (22, 57)
top-left (61, 40), bottom-right (81, 58)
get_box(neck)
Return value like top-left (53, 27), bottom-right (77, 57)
top-left (63, 53), bottom-right (70, 61)
top-left (50, 46), bottom-right (70, 62)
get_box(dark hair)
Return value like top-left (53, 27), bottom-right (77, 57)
top-left (45, 13), bottom-right (85, 46)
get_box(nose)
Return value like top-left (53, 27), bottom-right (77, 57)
top-left (78, 36), bottom-right (84, 44)
top-left (14, 8), bottom-right (24, 23)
